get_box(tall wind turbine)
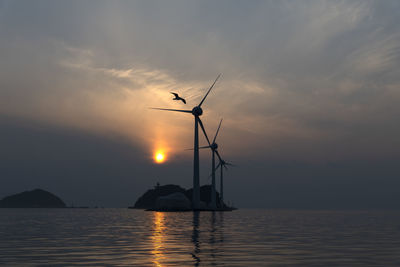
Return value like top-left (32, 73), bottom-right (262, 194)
top-left (151, 74), bottom-right (221, 210)
top-left (199, 119), bottom-right (223, 210)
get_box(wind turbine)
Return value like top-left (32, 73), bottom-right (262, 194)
top-left (215, 157), bottom-right (234, 207)
top-left (151, 74), bottom-right (221, 210)
top-left (199, 119), bottom-right (223, 210)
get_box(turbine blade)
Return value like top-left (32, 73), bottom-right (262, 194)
top-left (224, 165), bottom-right (228, 170)
top-left (198, 118), bottom-right (211, 146)
top-left (213, 118), bottom-right (223, 143)
top-left (216, 162), bottom-right (221, 169)
top-left (150, 108), bottom-right (192, 113)
top-left (215, 150), bottom-right (223, 163)
top-left (185, 145), bottom-right (210, 151)
top-left (198, 74), bottom-right (221, 107)
top-left (225, 162), bottom-right (236, 167)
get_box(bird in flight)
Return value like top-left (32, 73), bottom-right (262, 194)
top-left (170, 92), bottom-right (186, 104)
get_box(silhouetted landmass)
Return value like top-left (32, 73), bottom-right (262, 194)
top-left (132, 184), bottom-right (186, 209)
top-left (131, 184), bottom-right (225, 209)
top-left (0, 189), bottom-right (66, 208)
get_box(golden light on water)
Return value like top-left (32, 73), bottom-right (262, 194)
top-left (151, 212), bottom-right (165, 267)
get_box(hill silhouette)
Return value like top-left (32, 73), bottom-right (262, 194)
top-left (133, 184), bottom-right (186, 209)
top-left (0, 189), bottom-right (66, 208)
top-left (132, 184), bottom-right (222, 209)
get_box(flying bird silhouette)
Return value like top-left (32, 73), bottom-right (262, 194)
top-left (171, 92), bottom-right (186, 104)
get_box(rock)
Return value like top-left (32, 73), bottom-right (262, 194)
top-left (199, 201), bottom-right (208, 209)
top-left (131, 184), bottom-right (223, 210)
top-left (133, 184), bottom-right (186, 209)
top-left (0, 189), bottom-right (66, 208)
top-left (185, 185), bottom-right (221, 207)
top-left (155, 192), bottom-right (191, 211)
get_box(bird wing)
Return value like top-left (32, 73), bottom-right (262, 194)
top-left (170, 92), bottom-right (179, 97)
top-left (181, 98), bottom-right (186, 104)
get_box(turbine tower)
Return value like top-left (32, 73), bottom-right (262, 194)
top-left (199, 119), bottom-right (223, 210)
top-left (151, 74), bottom-right (221, 210)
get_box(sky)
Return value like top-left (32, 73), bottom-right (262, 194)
top-left (1, 0), bottom-right (400, 208)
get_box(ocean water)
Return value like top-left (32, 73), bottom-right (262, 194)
top-left (1, 209), bottom-right (400, 266)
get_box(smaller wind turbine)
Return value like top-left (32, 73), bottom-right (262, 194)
top-left (198, 119), bottom-right (223, 210)
top-left (215, 157), bottom-right (235, 208)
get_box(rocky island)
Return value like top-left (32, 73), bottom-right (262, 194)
top-left (130, 183), bottom-right (235, 211)
top-left (0, 189), bottom-right (66, 208)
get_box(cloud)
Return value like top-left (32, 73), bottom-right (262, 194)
top-left (1, 1), bottom-right (400, 163)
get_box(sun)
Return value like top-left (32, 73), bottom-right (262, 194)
top-left (154, 151), bottom-right (166, 163)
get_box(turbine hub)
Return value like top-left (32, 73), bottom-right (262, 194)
top-left (211, 143), bottom-right (218, 150)
top-left (192, 106), bottom-right (203, 116)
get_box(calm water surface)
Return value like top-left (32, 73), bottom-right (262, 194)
top-left (1, 209), bottom-right (400, 266)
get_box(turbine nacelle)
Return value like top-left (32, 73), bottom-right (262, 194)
top-left (192, 106), bottom-right (203, 116)
top-left (210, 142), bottom-right (218, 150)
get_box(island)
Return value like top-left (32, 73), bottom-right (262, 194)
top-left (130, 183), bottom-right (236, 211)
top-left (0, 189), bottom-right (66, 208)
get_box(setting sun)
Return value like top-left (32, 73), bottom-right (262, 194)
top-left (154, 151), bottom-right (166, 163)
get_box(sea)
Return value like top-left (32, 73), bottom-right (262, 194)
top-left (1, 208), bottom-right (400, 266)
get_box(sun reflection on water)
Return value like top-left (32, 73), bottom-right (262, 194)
top-left (149, 211), bottom-right (226, 266)
top-left (151, 212), bottom-right (165, 267)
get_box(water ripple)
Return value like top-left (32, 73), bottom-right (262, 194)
top-left (1, 209), bottom-right (400, 266)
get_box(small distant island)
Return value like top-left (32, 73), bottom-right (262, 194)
top-left (0, 189), bottom-right (66, 208)
top-left (130, 183), bottom-right (236, 211)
